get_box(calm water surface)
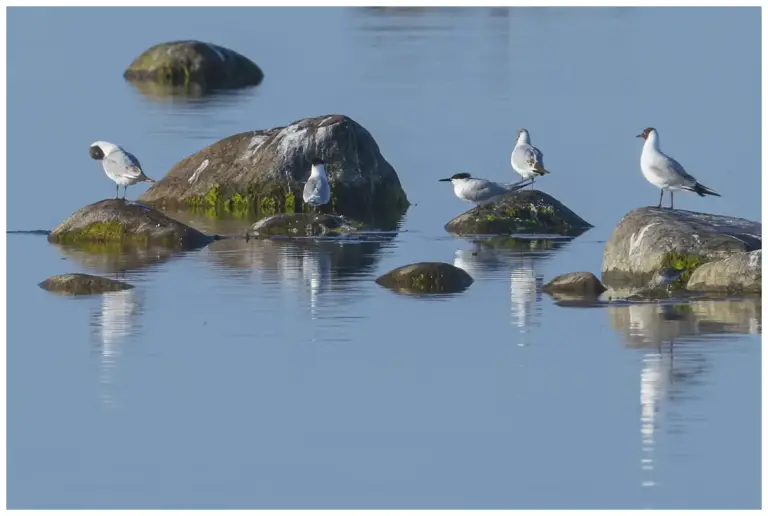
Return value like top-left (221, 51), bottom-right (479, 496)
top-left (7, 7), bottom-right (761, 509)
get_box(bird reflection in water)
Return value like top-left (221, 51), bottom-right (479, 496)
top-left (90, 288), bottom-right (143, 408)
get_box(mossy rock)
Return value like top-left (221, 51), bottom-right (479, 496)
top-left (375, 262), bottom-right (474, 294)
top-left (248, 213), bottom-right (362, 238)
top-left (138, 114), bottom-right (409, 229)
top-left (123, 40), bottom-right (263, 92)
top-left (39, 273), bottom-right (133, 296)
top-left (444, 190), bottom-right (592, 236)
top-left (602, 207), bottom-right (761, 288)
top-left (48, 199), bottom-right (214, 249)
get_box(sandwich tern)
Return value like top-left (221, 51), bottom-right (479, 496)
top-left (439, 173), bottom-right (533, 205)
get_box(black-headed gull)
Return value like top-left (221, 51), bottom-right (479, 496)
top-left (303, 158), bottom-right (331, 211)
top-left (439, 173), bottom-right (533, 205)
top-left (636, 127), bottom-right (720, 209)
top-left (89, 141), bottom-right (155, 199)
top-left (511, 128), bottom-right (550, 188)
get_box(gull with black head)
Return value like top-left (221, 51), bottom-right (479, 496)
top-left (439, 173), bottom-right (533, 205)
top-left (89, 141), bottom-right (155, 199)
top-left (636, 127), bottom-right (720, 209)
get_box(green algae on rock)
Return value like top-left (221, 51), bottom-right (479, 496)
top-left (39, 273), bottom-right (134, 296)
top-left (443, 190), bottom-right (592, 236)
top-left (48, 199), bottom-right (214, 250)
top-left (138, 114), bottom-right (409, 229)
top-left (123, 40), bottom-right (263, 93)
top-left (375, 262), bottom-right (474, 294)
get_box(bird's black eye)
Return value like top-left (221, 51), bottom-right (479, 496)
top-left (89, 146), bottom-right (104, 160)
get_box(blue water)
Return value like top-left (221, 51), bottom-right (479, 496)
top-left (7, 7), bottom-right (761, 509)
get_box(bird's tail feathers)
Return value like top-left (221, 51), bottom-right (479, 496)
top-left (688, 182), bottom-right (720, 197)
top-left (534, 163), bottom-right (550, 175)
top-left (144, 176), bottom-right (156, 184)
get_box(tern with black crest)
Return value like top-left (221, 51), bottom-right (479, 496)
top-left (439, 173), bottom-right (533, 205)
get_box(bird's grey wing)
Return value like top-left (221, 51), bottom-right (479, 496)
top-left (663, 154), bottom-right (696, 183)
top-left (464, 179), bottom-right (508, 202)
top-left (513, 144), bottom-right (542, 170)
top-left (104, 151), bottom-right (144, 180)
top-left (502, 178), bottom-right (534, 192)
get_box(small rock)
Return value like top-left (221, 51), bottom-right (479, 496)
top-left (687, 250), bottom-right (761, 294)
top-left (139, 114), bottom-right (409, 227)
top-left (376, 262), bottom-right (474, 294)
top-left (248, 213), bottom-right (359, 238)
top-left (444, 189), bottom-right (592, 236)
top-left (39, 273), bottom-right (133, 295)
top-left (48, 199), bottom-right (214, 249)
top-left (602, 207), bottom-right (761, 288)
top-left (542, 271), bottom-right (606, 296)
top-left (123, 40), bottom-right (264, 93)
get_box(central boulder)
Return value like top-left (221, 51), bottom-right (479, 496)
top-left (139, 115), bottom-right (409, 228)
top-left (444, 189), bottom-right (592, 236)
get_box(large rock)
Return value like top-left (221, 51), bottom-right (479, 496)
top-left (139, 115), bottom-right (409, 228)
top-left (39, 273), bottom-right (133, 295)
top-left (686, 250), bottom-right (761, 294)
top-left (248, 213), bottom-right (361, 238)
top-left (602, 207), bottom-right (761, 288)
top-left (48, 199), bottom-right (214, 249)
top-left (375, 262), bottom-right (474, 294)
top-left (123, 40), bottom-right (263, 92)
top-left (444, 190), bottom-right (592, 236)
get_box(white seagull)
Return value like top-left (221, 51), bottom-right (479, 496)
top-left (636, 127), bottom-right (720, 209)
top-left (303, 158), bottom-right (331, 211)
top-left (511, 128), bottom-right (550, 187)
top-left (89, 141), bottom-right (155, 199)
top-left (439, 173), bottom-right (533, 205)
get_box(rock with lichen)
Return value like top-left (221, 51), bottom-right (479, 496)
top-left (443, 190), bottom-right (591, 236)
top-left (375, 262), bottom-right (474, 294)
top-left (48, 199), bottom-right (214, 250)
top-left (39, 273), bottom-right (133, 295)
top-left (139, 114), bottom-right (409, 228)
top-left (123, 40), bottom-right (263, 93)
top-left (602, 207), bottom-right (761, 289)
top-left (686, 249), bottom-right (761, 294)
top-left (248, 213), bottom-right (361, 238)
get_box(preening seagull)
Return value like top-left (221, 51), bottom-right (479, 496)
top-left (439, 173), bottom-right (533, 205)
top-left (636, 127), bottom-right (720, 209)
top-left (511, 128), bottom-right (550, 187)
top-left (89, 141), bottom-right (155, 199)
top-left (303, 158), bottom-right (331, 210)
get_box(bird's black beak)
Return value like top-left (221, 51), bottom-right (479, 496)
top-left (439, 178), bottom-right (452, 182)
top-left (635, 133), bottom-right (644, 138)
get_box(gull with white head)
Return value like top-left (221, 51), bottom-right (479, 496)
top-left (303, 158), bottom-right (331, 211)
top-left (89, 141), bottom-right (155, 199)
top-left (636, 127), bottom-right (720, 209)
top-left (439, 173), bottom-right (533, 205)
top-left (511, 128), bottom-right (550, 187)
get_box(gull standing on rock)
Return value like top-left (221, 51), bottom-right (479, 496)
top-left (511, 128), bottom-right (550, 187)
top-left (303, 158), bottom-right (331, 211)
top-left (89, 141), bottom-right (155, 199)
top-left (439, 173), bottom-right (533, 205)
top-left (636, 127), bottom-right (720, 210)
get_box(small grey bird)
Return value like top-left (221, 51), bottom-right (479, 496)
top-left (89, 141), bottom-right (155, 199)
top-left (511, 128), bottom-right (550, 187)
top-left (303, 158), bottom-right (331, 210)
top-left (637, 127), bottom-right (720, 209)
top-left (439, 173), bottom-right (533, 205)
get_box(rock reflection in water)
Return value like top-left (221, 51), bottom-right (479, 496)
top-left (53, 243), bottom-right (188, 274)
top-left (89, 289), bottom-right (144, 408)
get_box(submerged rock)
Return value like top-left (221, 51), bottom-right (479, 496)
top-left (48, 199), bottom-right (214, 249)
top-left (602, 207), bottom-right (761, 288)
top-left (39, 273), bottom-right (133, 295)
top-left (686, 250), bottom-right (761, 294)
top-left (123, 40), bottom-right (263, 92)
top-left (248, 213), bottom-right (360, 238)
top-left (139, 114), bottom-right (409, 228)
top-left (375, 262), bottom-right (474, 294)
top-left (542, 272), bottom-right (606, 297)
top-left (444, 190), bottom-right (591, 236)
